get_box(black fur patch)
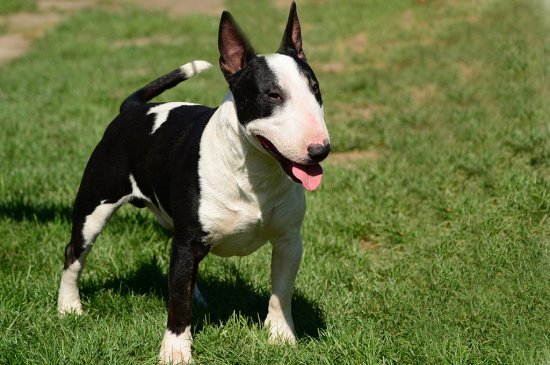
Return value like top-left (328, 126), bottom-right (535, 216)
top-left (228, 56), bottom-right (283, 125)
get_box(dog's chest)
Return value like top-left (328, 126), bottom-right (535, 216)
top-left (198, 177), bottom-right (305, 257)
top-left (200, 196), bottom-right (268, 256)
top-left (195, 106), bottom-right (305, 256)
top-left (199, 159), bottom-right (305, 256)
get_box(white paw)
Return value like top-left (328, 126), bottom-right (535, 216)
top-left (159, 329), bottom-right (193, 364)
top-left (264, 315), bottom-right (297, 344)
top-left (57, 284), bottom-right (83, 315)
top-left (57, 300), bottom-right (83, 315)
top-left (58, 261), bottom-right (84, 315)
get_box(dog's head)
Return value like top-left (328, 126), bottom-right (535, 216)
top-left (218, 2), bottom-right (330, 191)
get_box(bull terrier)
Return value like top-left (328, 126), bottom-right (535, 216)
top-left (57, 2), bottom-right (330, 363)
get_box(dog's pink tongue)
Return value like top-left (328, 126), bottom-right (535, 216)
top-left (291, 163), bottom-right (323, 191)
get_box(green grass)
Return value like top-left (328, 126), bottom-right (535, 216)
top-left (0, 0), bottom-right (36, 15)
top-left (0, 0), bottom-right (549, 364)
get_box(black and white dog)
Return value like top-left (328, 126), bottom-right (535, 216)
top-left (57, 2), bottom-right (330, 363)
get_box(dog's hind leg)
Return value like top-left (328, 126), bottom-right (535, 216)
top-left (57, 170), bottom-right (134, 315)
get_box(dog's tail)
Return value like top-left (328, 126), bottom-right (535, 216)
top-left (120, 60), bottom-right (213, 112)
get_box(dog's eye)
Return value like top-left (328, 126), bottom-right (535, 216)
top-left (266, 92), bottom-right (283, 102)
top-left (311, 82), bottom-right (319, 92)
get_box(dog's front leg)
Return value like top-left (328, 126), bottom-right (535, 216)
top-left (159, 237), bottom-right (209, 364)
top-left (265, 232), bottom-right (303, 344)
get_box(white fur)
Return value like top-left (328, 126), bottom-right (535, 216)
top-left (197, 88), bottom-right (305, 346)
top-left (148, 102), bottom-right (196, 134)
top-left (195, 55), bottom-right (329, 350)
top-left (244, 53), bottom-right (329, 164)
top-left (198, 92), bottom-right (306, 257)
top-left (179, 60), bottom-right (213, 78)
top-left (159, 328), bottom-right (193, 364)
top-left (129, 174), bottom-right (149, 201)
top-left (264, 234), bottom-right (302, 343)
top-left (82, 196), bottom-right (130, 247)
top-left (57, 258), bottom-right (86, 314)
top-left (59, 204), bottom-right (116, 316)
top-left (59, 175), bottom-right (152, 315)
top-left (196, 54), bottom-right (323, 346)
top-left (82, 175), bottom-right (153, 246)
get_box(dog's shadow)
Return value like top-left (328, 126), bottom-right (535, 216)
top-left (82, 258), bottom-right (326, 339)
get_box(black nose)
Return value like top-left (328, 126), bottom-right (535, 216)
top-left (307, 141), bottom-right (331, 163)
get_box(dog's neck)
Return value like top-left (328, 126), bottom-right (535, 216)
top-left (214, 91), bottom-right (250, 163)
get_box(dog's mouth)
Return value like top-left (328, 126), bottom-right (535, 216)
top-left (256, 135), bottom-right (323, 191)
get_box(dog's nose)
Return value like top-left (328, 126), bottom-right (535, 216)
top-left (307, 141), bottom-right (331, 163)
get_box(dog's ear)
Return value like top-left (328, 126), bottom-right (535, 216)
top-left (278, 1), bottom-right (306, 61)
top-left (218, 11), bottom-right (255, 82)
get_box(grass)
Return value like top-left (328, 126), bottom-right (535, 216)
top-left (0, 0), bottom-right (36, 15)
top-left (0, 0), bottom-right (548, 364)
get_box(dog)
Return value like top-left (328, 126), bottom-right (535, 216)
top-left (57, 2), bottom-right (330, 363)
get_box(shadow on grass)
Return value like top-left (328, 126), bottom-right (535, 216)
top-left (0, 199), bottom-right (72, 222)
top-left (0, 199), bottom-right (170, 235)
top-left (82, 257), bottom-right (326, 339)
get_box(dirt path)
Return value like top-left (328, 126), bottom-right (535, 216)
top-left (0, 0), bottom-right (224, 67)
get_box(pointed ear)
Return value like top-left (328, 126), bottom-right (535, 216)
top-left (278, 1), bottom-right (306, 61)
top-left (218, 11), bottom-right (255, 81)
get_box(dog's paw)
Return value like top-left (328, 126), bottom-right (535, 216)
top-left (58, 266), bottom-right (84, 315)
top-left (159, 329), bottom-right (193, 364)
top-left (57, 295), bottom-right (83, 316)
top-left (158, 350), bottom-right (192, 365)
top-left (268, 328), bottom-right (297, 345)
top-left (57, 303), bottom-right (83, 316)
top-left (264, 315), bottom-right (297, 345)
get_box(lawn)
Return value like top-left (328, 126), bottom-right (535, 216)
top-left (0, 0), bottom-right (548, 364)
